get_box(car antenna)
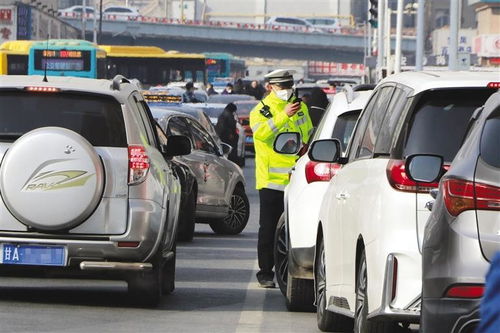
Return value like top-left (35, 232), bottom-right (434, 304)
top-left (42, 35), bottom-right (49, 82)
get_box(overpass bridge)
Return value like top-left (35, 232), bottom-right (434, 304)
top-left (61, 17), bottom-right (416, 63)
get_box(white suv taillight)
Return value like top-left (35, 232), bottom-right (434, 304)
top-left (128, 145), bottom-right (150, 184)
top-left (305, 161), bottom-right (341, 184)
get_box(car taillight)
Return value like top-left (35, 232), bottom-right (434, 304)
top-left (386, 159), bottom-right (440, 193)
top-left (487, 82), bottom-right (500, 89)
top-left (445, 284), bottom-right (484, 298)
top-left (305, 161), bottom-right (341, 184)
top-left (128, 145), bottom-right (150, 184)
top-left (443, 179), bottom-right (500, 217)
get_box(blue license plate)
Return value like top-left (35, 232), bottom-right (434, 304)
top-left (0, 244), bottom-right (67, 266)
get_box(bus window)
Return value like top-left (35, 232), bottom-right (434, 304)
top-left (196, 70), bottom-right (204, 83)
top-left (7, 55), bottom-right (28, 75)
top-left (184, 70), bottom-right (193, 81)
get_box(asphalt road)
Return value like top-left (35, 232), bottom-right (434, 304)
top-left (0, 157), bottom-right (318, 333)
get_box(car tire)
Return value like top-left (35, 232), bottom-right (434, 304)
top-left (274, 213), bottom-right (288, 296)
top-left (177, 189), bottom-right (196, 242)
top-left (354, 250), bottom-right (400, 333)
top-left (209, 186), bottom-right (249, 235)
top-left (315, 237), bottom-right (352, 332)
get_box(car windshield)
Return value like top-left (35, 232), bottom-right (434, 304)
top-left (0, 91), bottom-right (127, 147)
top-left (404, 88), bottom-right (495, 162)
top-left (235, 101), bottom-right (259, 117)
top-left (199, 106), bottom-right (225, 119)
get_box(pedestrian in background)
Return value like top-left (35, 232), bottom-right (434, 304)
top-left (215, 102), bottom-right (239, 163)
top-left (183, 82), bottom-right (201, 103)
top-left (222, 83), bottom-right (234, 95)
top-left (206, 83), bottom-right (218, 96)
top-left (249, 69), bottom-right (313, 288)
top-left (246, 80), bottom-right (265, 100)
top-left (307, 87), bottom-right (329, 127)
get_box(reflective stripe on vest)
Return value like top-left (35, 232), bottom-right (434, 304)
top-left (295, 117), bottom-right (307, 127)
top-left (269, 167), bottom-right (292, 174)
top-left (265, 183), bottom-right (286, 191)
top-left (267, 118), bottom-right (279, 133)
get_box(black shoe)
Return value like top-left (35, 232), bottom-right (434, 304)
top-left (257, 277), bottom-right (276, 289)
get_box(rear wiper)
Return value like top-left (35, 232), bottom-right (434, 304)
top-left (0, 133), bottom-right (24, 140)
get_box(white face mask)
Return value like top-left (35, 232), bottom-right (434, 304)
top-left (275, 89), bottom-right (293, 101)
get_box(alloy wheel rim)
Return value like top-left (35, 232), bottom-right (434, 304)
top-left (276, 222), bottom-right (288, 287)
top-left (316, 244), bottom-right (327, 318)
top-left (354, 260), bottom-right (367, 333)
top-left (224, 194), bottom-right (247, 230)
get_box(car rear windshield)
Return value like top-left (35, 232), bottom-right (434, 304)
top-left (331, 110), bottom-right (361, 152)
top-left (404, 88), bottom-right (495, 162)
top-left (0, 91), bottom-right (127, 147)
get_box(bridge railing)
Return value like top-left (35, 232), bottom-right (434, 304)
top-left (58, 12), bottom-right (366, 36)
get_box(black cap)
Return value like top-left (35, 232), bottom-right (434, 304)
top-left (185, 81), bottom-right (194, 89)
top-left (225, 102), bottom-right (237, 112)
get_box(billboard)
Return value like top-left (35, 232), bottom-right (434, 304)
top-left (0, 5), bottom-right (17, 43)
top-left (474, 34), bottom-right (500, 57)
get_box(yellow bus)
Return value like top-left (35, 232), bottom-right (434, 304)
top-left (0, 40), bottom-right (35, 75)
top-left (99, 45), bottom-right (206, 87)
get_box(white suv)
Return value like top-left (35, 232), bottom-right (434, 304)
top-left (307, 71), bottom-right (498, 332)
top-left (0, 74), bottom-right (191, 306)
top-left (273, 87), bottom-right (372, 311)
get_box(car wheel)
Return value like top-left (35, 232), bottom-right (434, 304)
top-left (177, 189), bottom-right (196, 242)
top-left (209, 186), bottom-right (249, 235)
top-left (315, 237), bottom-right (352, 332)
top-left (354, 251), bottom-right (398, 333)
top-left (274, 213), bottom-right (288, 296)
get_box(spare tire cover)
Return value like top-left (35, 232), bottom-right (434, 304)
top-left (0, 127), bottom-right (104, 231)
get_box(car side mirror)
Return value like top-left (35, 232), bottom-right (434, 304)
top-left (164, 135), bottom-right (191, 157)
top-left (405, 154), bottom-right (444, 183)
top-left (221, 142), bottom-right (232, 156)
top-left (308, 139), bottom-right (341, 163)
top-left (274, 132), bottom-right (301, 154)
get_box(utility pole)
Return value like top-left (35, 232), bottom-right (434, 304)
top-left (385, 3), bottom-right (392, 75)
top-left (377, 0), bottom-right (385, 81)
top-left (448, 0), bottom-right (459, 70)
top-left (93, 0), bottom-right (97, 43)
top-left (415, 0), bottom-right (425, 70)
top-left (394, 0), bottom-right (403, 73)
top-left (98, 0), bottom-right (103, 44)
top-left (180, 0), bottom-right (184, 23)
top-left (81, 0), bottom-right (87, 40)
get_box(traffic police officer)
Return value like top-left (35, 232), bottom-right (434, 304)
top-left (249, 69), bottom-right (313, 288)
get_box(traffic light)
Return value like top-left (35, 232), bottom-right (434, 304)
top-left (369, 0), bottom-right (378, 28)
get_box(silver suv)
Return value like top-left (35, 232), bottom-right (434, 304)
top-left (0, 75), bottom-right (190, 306)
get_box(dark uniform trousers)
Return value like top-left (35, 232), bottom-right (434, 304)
top-left (257, 188), bottom-right (284, 280)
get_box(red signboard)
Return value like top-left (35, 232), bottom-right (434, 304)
top-left (0, 9), bottom-right (12, 21)
top-left (308, 61), bottom-right (365, 76)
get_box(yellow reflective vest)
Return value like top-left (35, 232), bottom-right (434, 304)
top-left (250, 91), bottom-right (314, 191)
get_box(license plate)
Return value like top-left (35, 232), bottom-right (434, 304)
top-left (0, 244), bottom-right (67, 266)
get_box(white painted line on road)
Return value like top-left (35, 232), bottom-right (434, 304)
top-left (235, 259), bottom-right (266, 333)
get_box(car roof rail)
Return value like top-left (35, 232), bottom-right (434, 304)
top-left (353, 84), bottom-right (376, 92)
top-left (111, 75), bottom-right (130, 91)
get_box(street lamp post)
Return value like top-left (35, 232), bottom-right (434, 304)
top-left (448, 0), bottom-right (459, 70)
top-left (415, 0), bottom-right (425, 70)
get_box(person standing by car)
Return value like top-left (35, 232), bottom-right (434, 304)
top-left (215, 102), bottom-right (239, 163)
top-left (183, 82), bottom-right (201, 103)
top-left (249, 69), bottom-right (313, 288)
top-left (307, 87), bottom-right (329, 127)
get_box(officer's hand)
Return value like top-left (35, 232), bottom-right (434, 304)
top-left (285, 102), bottom-right (301, 117)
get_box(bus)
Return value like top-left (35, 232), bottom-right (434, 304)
top-left (100, 45), bottom-right (206, 88)
top-left (0, 40), bottom-right (35, 75)
top-left (28, 39), bottom-right (106, 78)
top-left (204, 52), bottom-right (246, 83)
